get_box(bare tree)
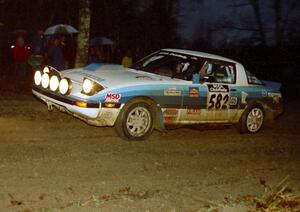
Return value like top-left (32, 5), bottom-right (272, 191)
top-left (271, 0), bottom-right (299, 46)
top-left (227, 0), bottom-right (300, 46)
top-left (75, 0), bottom-right (90, 67)
top-left (228, 0), bottom-right (266, 46)
top-left (248, 0), bottom-right (266, 45)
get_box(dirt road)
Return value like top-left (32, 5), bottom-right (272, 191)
top-left (0, 91), bottom-right (299, 211)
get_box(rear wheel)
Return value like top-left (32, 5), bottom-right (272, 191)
top-left (238, 105), bottom-right (264, 133)
top-left (115, 101), bottom-right (154, 140)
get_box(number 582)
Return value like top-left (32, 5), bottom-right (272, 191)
top-left (207, 93), bottom-right (229, 110)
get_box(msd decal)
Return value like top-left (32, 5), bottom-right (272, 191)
top-left (105, 93), bottom-right (122, 103)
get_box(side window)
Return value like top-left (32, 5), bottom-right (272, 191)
top-left (173, 60), bottom-right (204, 81)
top-left (246, 70), bottom-right (263, 85)
top-left (200, 61), bottom-right (236, 84)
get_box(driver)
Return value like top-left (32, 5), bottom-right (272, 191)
top-left (173, 62), bottom-right (190, 79)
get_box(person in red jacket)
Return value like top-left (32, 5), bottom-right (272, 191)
top-left (11, 36), bottom-right (31, 77)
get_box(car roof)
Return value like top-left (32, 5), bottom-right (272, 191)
top-left (162, 48), bottom-right (239, 64)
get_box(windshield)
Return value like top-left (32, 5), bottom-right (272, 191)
top-left (131, 51), bottom-right (204, 81)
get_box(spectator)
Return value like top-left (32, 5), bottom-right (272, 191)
top-left (11, 35), bottom-right (31, 77)
top-left (47, 36), bottom-right (65, 71)
top-left (121, 50), bottom-right (133, 68)
top-left (29, 28), bottom-right (46, 69)
top-left (60, 35), bottom-right (73, 68)
top-left (112, 47), bottom-right (121, 64)
top-left (89, 46), bottom-right (103, 63)
top-left (31, 28), bottom-right (46, 55)
top-left (133, 47), bottom-right (142, 63)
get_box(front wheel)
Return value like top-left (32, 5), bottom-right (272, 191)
top-left (115, 101), bottom-right (154, 140)
top-left (238, 105), bottom-right (264, 133)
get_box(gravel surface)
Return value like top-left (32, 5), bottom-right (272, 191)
top-left (0, 88), bottom-right (299, 211)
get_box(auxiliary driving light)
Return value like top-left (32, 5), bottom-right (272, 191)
top-left (41, 73), bottom-right (50, 88)
top-left (59, 78), bottom-right (71, 95)
top-left (43, 66), bottom-right (50, 73)
top-left (50, 75), bottom-right (60, 91)
top-left (34, 70), bottom-right (42, 86)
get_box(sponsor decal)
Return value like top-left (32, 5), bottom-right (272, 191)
top-left (189, 87), bottom-right (199, 97)
top-left (105, 93), bottom-right (121, 103)
top-left (229, 96), bottom-right (238, 105)
top-left (262, 90), bottom-right (268, 97)
top-left (160, 51), bottom-right (187, 59)
top-left (268, 92), bottom-right (282, 103)
top-left (164, 116), bottom-right (175, 123)
top-left (79, 72), bottom-right (105, 82)
top-left (163, 109), bottom-right (178, 116)
top-left (267, 92), bottom-right (282, 98)
top-left (207, 84), bottom-right (229, 93)
top-left (136, 76), bottom-right (152, 80)
top-left (187, 108), bottom-right (201, 115)
top-left (241, 91), bottom-right (248, 104)
top-left (207, 84), bottom-right (230, 110)
top-left (164, 89), bottom-right (182, 96)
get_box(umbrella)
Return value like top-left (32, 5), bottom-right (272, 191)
top-left (12, 29), bottom-right (27, 35)
top-left (90, 37), bottom-right (114, 46)
top-left (44, 24), bottom-right (78, 35)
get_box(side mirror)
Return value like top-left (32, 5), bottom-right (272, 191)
top-left (202, 75), bottom-right (214, 83)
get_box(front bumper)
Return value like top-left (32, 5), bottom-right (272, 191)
top-left (32, 86), bottom-right (120, 126)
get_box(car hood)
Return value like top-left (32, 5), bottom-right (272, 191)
top-left (60, 63), bottom-right (173, 87)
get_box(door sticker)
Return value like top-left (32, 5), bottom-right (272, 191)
top-left (229, 96), bottom-right (238, 106)
top-left (207, 84), bottom-right (230, 110)
top-left (189, 87), bottom-right (199, 97)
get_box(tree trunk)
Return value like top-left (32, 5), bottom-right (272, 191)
top-left (272, 0), bottom-right (282, 47)
top-left (249, 0), bottom-right (266, 46)
top-left (75, 0), bottom-right (90, 67)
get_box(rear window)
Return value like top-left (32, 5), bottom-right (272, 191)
top-left (246, 70), bottom-right (263, 85)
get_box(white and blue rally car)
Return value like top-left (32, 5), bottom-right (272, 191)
top-left (32, 49), bottom-right (283, 140)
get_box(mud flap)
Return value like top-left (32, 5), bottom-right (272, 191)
top-left (47, 101), bottom-right (54, 112)
top-left (156, 105), bottom-right (166, 132)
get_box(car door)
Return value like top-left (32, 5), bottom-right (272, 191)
top-left (204, 62), bottom-right (238, 122)
top-left (205, 83), bottom-right (231, 121)
top-left (180, 60), bottom-right (238, 123)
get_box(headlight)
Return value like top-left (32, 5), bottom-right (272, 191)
top-left (34, 70), bottom-right (42, 86)
top-left (41, 73), bottom-right (50, 88)
top-left (81, 78), bottom-right (104, 95)
top-left (50, 75), bottom-right (60, 91)
top-left (59, 78), bottom-right (71, 95)
top-left (82, 78), bottom-right (94, 94)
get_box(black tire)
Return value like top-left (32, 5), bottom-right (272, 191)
top-left (238, 105), bottom-right (264, 134)
top-left (115, 100), bottom-right (154, 141)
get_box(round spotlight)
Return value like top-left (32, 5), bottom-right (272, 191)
top-left (59, 78), bottom-right (70, 95)
top-left (34, 70), bottom-right (42, 86)
top-left (50, 75), bottom-right (60, 91)
top-left (82, 78), bottom-right (93, 94)
top-left (41, 73), bottom-right (50, 88)
top-left (43, 66), bottom-right (50, 73)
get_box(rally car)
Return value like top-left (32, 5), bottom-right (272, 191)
top-left (32, 49), bottom-right (283, 140)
